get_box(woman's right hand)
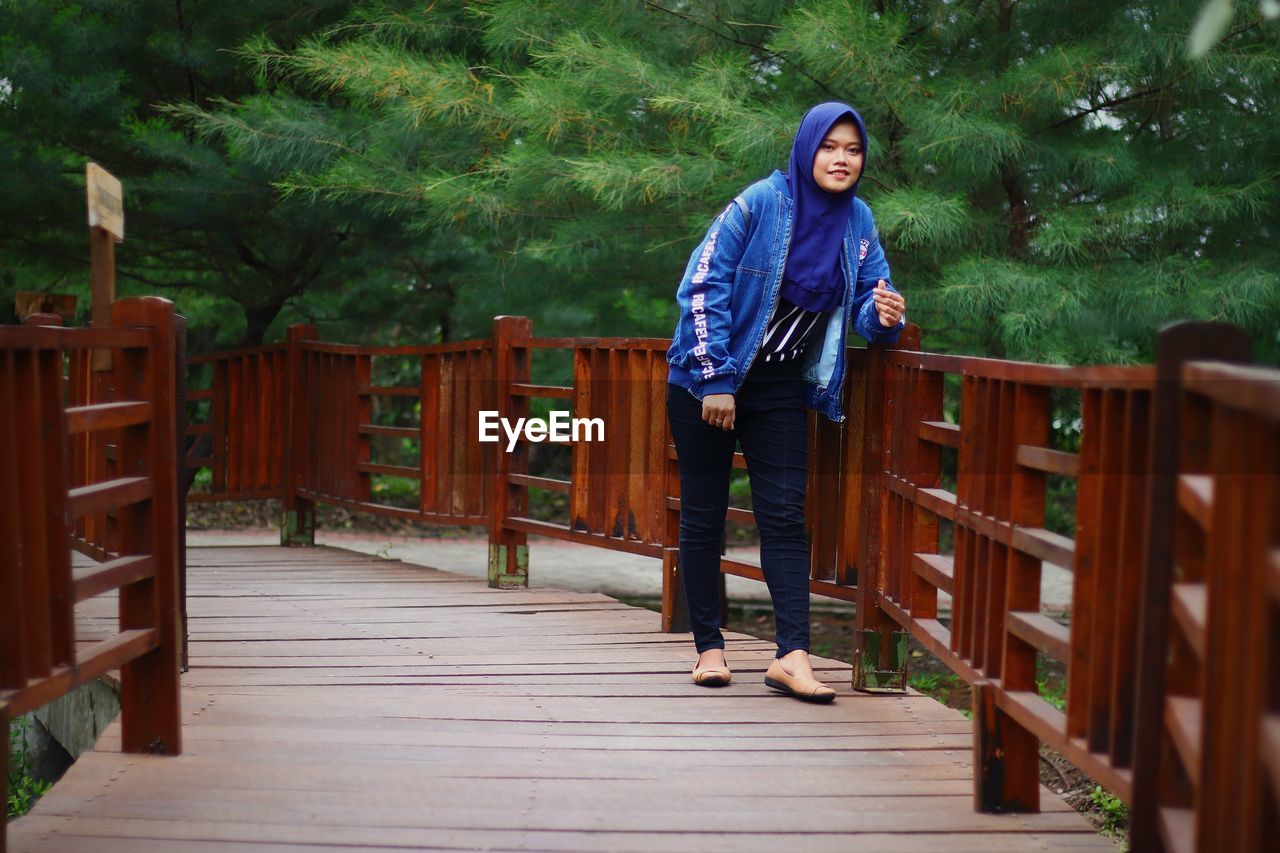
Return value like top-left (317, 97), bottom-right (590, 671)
top-left (702, 394), bottom-right (736, 431)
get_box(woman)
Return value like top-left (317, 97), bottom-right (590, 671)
top-left (665, 102), bottom-right (907, 703)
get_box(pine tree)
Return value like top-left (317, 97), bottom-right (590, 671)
top-left (0, 0), bottom-right (473, 346)
top-left (207, 0), bottom-right (1278, 362)
top-left (13, 1), bottom-right (1274, 360)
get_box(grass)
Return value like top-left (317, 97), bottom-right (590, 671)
top-left (907, 669), bottom-right (973, 719)
top-left (908, 670), bottom-right (958, 697)
top-left (7, 718), bottom-right (52, 820)
top-left (1089, 785), bottom-right (1129, 836)
top-left (1036, 654), bottom-right (1068, 711)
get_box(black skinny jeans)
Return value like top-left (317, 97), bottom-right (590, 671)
top-left (666, 359), bottom-right (810, 659)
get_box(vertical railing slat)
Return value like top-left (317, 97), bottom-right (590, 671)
top-left (1109, 388), bottom-right (1150, 768)
top-left (0, 350), bottom-right (28, 692)
top-left (419, 353), bottom-right (439, 516)
top-left (17, 349), bottom-right (54, 678)
top-left (487, 317), bottom-right (531, 587)
top-left (647, 352), bottom-right (668, 547)
top-left (356, 353), bottom-right (372, 503)
top-left (38, 348), bottom-right (75, 668)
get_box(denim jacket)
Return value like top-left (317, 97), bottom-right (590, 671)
top-left (666, 170), bottom-right (905, 423)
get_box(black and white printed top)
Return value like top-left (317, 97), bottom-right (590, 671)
top-left (758, 297), bottom-right (827, 364)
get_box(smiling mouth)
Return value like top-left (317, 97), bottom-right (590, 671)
top-left (829, 171), bottom-right (849, 178)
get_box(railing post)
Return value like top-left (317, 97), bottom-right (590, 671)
top-left (489, 316), bottom-right (531, 588)
top-left (853, 326), bottom-right (919, 692)
top-left (111, 296), bottom-right (182, 755)
top-left (355, 351), bottom-right (373, 504)
top-left (174, 314), bottom-right (189, 670)
top-left (281, 324), bottom-right (318, 546)
top-left (661, 413), bottom-right (691, 631)
top-left (975, 380), bottom-right (1054, 813)
top-left (1129, 321), bottom-right (1251, 850)
top-left (971, 678), bottom-right (1038, 812)
top-left (1, 703), bottom-right (9, 853)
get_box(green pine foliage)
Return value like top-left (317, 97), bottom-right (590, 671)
top-left (185, 0), bottom-right (1278, 362)
top-left (0, 0), bottom-right (475, 346)
top-left (4, 1), bottom-right (1277, 362)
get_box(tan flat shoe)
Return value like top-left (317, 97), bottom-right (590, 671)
top-left (692, 661), bottom-right (732, 687)
top-left (764, 659), bottom-right (835, 703)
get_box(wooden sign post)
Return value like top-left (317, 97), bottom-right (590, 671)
top-left (86, 162), bottom-right (124, 370)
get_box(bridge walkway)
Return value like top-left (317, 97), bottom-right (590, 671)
top-left (9, 545), bottom-right (1109, 851)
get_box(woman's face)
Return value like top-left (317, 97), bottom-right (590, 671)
top-left (811, 119), bottom-right (863, 193)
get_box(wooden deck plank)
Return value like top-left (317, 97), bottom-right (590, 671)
top-left (10, 545), bottom-right (1107, 851)
top-left (20, 797), bottom-right (1102, 833)
top-left (52, 752), bottom-right (978, 790)
top-left (8, 819), bottom-right (1117, 852)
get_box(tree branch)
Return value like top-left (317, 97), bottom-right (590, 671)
top-left (1038, 81), bottom-right (1180, 133)
top-left (642, 1), bottom-right (840, 100)
top-left (1040, 19), bottom-right (1262, 135)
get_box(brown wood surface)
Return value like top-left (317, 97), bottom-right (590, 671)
top-left (7, 544), bottom-right (1109, 851)
top-left (211, 359), bottom-right (227, 494)
top-left (304, 339), bottom-right (491, 357)
top-left (0, 324), bottom-right (150, 351)
top-left (884, 349), bottom-right (1154, 388)
top-left (1127, 322), bottom-right (1254, 852)
top-left (66, 401), bottom-right (152, 435)
top-left (2, 299), bottom-right (186, 853)
top-left (418, 353), bottom-right (439, 516)
top-left (111, 296), bottom-right (183, 757)
top-left (89, 226), bottom-right (116, 372)
top-left (73, 554), bottom-right (155, 603)
top-left (47, 313), bottom-right (1270, 849)
top-left (488, 317), bottom-right (531, 585)
top-left (990, 383), bottom-right (1052, 806)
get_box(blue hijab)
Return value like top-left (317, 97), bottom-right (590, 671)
top-left (781, 102), bottom-right (867, 313)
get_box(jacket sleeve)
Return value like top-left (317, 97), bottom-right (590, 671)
top-left (671, 202), bottom-right (748, 396)
top-left (849, 207), bottom-right (905, 345)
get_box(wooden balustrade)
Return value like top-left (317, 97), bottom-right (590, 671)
top-left (4, 302), bottom-right (1275, 848)
top-left (859, 342), bottom-right (1158, 808)
top-left (1128, 324), bottom-right (1276, 852)
top-left (173, 313), bottom-right (1278, 846)
top-left (496, 334), bottom-right (672, 558)
top-left (186, 329), bottom-right (496, 539)
top-left (2, 297), bottom-right (183, 851)
top-left (186, 343), bottom-right (288, 502)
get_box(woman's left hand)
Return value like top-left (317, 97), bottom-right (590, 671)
top-left (873, 279), bottom-right (905, 328)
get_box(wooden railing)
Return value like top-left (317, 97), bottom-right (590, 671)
top-left (855, 344), bottom-right (1157, 807)
top-left (486, 317), bottom-right (673, 586)
top-left (1128, 324), bottom-right (1279, 852)
top-left (186, 325), bottom-right (496, 541)
top-left (425, 320), bottom-right (890, 607)
top-left (185, 342), bottom-right (288, 503)
top-left (180, 316), bottom-right (1278, 846)
top-left (1, 297), bottom-right (183, 845)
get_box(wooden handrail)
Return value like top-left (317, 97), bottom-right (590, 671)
top-left (66, 401), bottom-right (152, 434)
top-left (2, 297), bottom-right (184, 851)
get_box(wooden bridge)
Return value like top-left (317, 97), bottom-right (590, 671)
top-left (8, 544), bottom-right (1108, 850)
top-left (3, 297), bottom-right (1278, 851)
